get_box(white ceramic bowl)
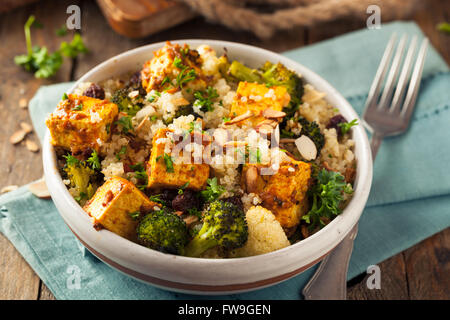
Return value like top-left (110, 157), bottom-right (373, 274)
top-left (43, 40), bottom-right (373, 295)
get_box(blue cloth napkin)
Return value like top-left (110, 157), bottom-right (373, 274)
top-left (1, 21), bottom-right (449, 300)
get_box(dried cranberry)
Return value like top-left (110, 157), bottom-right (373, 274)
top-left (83, 83), bottom-right (105, 100)
top-left (159, 189), bottom-right (178, 204)
top-left (172, 190), bottom-right (201, 212)
top-left (326, 114), bottom-right (347, 136)
top-left (129, 71), bottom-right (141, 86)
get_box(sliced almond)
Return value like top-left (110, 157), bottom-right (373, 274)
top-left (224, 110), bottom-right (253, 125)
top-left (20, 122), bottom-right (33, 134)
top-left (9, 130), bottom-right (27, 144)
top-left (244, 166), bottom-right (259, 193)
top-left (262, 108), bottom-right (286, 119)
top-left (183, 215), bottom-right (199, 227)
top-left (256, 124), bottom-right (274, 136)
top-left (25, 139), bottom-right (40, 152)
top-left (19, 98), bottom-right (28, 109)
top-left (172, 97), bottom-right (190, 107)
top-left (223, 140), bottom-right (248, 148)
top-left (136, 115), bottom-right (150, 132)
top-left (295, 135), bottom-right (317, 161)
top-left (28, 178), bottom-right (50, 199)
top-left (1, 185), bottom-right (18, 194)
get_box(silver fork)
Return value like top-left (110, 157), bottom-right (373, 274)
top-left (302, 34), bottom-right (429, 300)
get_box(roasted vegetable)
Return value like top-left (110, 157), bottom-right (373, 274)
top-left (184, 200), bottom-right (248, 257)
top-left (297, 116), bottom-right (325, 154)
top-left (228, 60), bottom-right (263, 83)
top-left (63, 154), bottom-right (96, 204)
top-left (302, 169), bottom-right (353, 231)
top-left (137, 207), bottom-right (189, 255)
top-left (111, 88), bottom-right (141, 116)
top-left (260, 62), bottom-right (303, 117)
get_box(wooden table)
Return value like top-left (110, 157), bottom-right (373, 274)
top-left (0, 0), bottom-right (449, 300)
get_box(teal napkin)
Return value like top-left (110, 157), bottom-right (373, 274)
top-left (1, 21), bottom-right (449, 300)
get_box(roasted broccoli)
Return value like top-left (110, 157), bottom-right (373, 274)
top-left (260, 61), bottom-right (303, 117)
top-left (184, 200), bottom-right (248, 257)
top-left (297, 116), bottom-right (325, 154)
top-left (63, 154), bottom-right (96, 204)
top-left (137, 207), bottom-right (189, 255)
top-left (111, 88), bottom-right (141, 116)
top-left (228, 60), bottom-right (263, 83)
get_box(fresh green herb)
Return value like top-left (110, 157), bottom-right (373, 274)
top-left (437, 22), bottom-right (450, 34)
top-left (62, 93), bottom-right (69, 100)
top-left (87, 150), bottom-right (101, 171)
top-left (187, 207), bottom-right (202, 219)
top-left (73, 103), bottom-right (83, 111)
top-left (55, 24), bottom-right (67, 36)
top-left (149, 194), bottom-right (166, 205)
top-left (105, 123), bottom-right (111, 134)
top-left (14, 16), bottom-right (87, 79)
top-left (248, 148), bottom-right (262, 164)
top-left (178, 182), bottom-right (190, 194)
top-left (193, 86), bottom-right (219, 113)
top-left (222, 117), bottom-right (231, 123)
top-left (63, 154), bottom-right (79, 166)
top-left (115, 116), bottom-right (133, 133)
top-left (173, 57), bottom-right (196, 88)
top-left (115, 146), bottom-right (127, 160)
top-left (150, 115), bottom-right (158, 122)
top-left (338, 119), bottom-right (358, 135)
top-left (163, 153), bottom-right (174, 173)
top-left (74, 192), bottom-right (87, 203)
top-left (160, 76), bottom-right (171, 87)
top-left (130, 163), bottom-right (148, 190)
top-left (200, 177), bottom-right (225, 202)
top-left (59, 33), bottom-right (88, 58)
top-left (302, 169), bottom-right (352, 231)
top-left (130, 162), bottom-right (145, 172)
top-left (188, 121), bottom-right (202, 133)
top-left (128, 211), bottom-right (141, 221)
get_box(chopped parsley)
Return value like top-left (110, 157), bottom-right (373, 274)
top-left (201, 177), bottom-right (225, 202)
top-left (193, 87), bottom-right (219, 113)
top-left (62, 93), bottom-right (69, 100)
top-left (163, 153), bottom-right (174, 173)
top-left (129, 162), bottom-right (148, 190)
top-left (115, 116), bottom-right (133, 133)
top-left (63, 154), bottom-right (79, 166)
top-left (128, 211), bottom-right (140, 221)
top-left (116, 146), bottom-right (127, 160)
top-left (149, 194), bottom-right (166, 205)
top-left (178, 182), bottom-right (190, 194)
top-left (173, 57), bottom-right (196, 88)
top-left (73, 103), bottom-right (83, 111)
top-left (338, 119), bottom-right (358, 135)
top-left (87, 150), bottom-right (101, 171)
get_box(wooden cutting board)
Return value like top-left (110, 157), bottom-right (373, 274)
top-left (96, 0), bottom-right (197, 38)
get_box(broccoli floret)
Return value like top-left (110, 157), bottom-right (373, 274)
top-left (64, 155), bottom-right (96, 204)
top-left (163, 104), bottom-right (198, 124)
top-left (111, 88), bottom-right (141, 116)
top-left (297, 116), bottom-right (325, 154)
top-left (184, 200), bottom-right (248, 257)
top-left (260, 62), bottom-right (303, 117)
top-left (137, 207), bottom-right (189, 255)
top-left (228, 60), bottom-right (263, 83)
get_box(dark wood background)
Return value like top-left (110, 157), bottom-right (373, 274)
top-left (0, 0), bottom-right (449, 300)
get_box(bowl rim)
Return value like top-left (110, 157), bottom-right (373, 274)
top-left (43, 39), bottom-right (373, 288)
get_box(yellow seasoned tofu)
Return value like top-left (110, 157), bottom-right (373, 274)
top-left (83, 177), bottom-right (160, 241)
top-left (147, 128), bottom-right (210, 191)
top-left (241, 159), bottom-right (311, 229)
top-left (141, 41), bottom-right (206, 93)
top-left (46, 94), bottom-right (118, 154)
top-left (230, 82), bottom-right (290, 126)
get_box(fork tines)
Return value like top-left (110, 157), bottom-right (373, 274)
top-left (363, 33), bottom-right (429, 122)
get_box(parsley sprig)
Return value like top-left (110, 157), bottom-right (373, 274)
top-left (193, 86), bottom-right (219, 113)
top-left (338, 119), bottom-right (358, 135)
top-left (200, 177), bottom-right (225, 202)
top-left (14, 16), bottom-right (88, 79)
top-left (173, 57), bottom-right (196, 88)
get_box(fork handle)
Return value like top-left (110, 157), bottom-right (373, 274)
top-left (370, 132), bottom-right (384, 159)
top-left (302, 224), bottom-right (359, 300)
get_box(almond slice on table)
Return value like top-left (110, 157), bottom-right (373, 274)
top-left (20, 122), bottom-right (33, 134)
top-left (1, 185), bottom-right (18, 194)
top-left (28, 178), bottom-right (51, 199)
top-left (224, 110), bottom-right (254, 125)
top-left (262, 108), bottom-right (286, 119)
top-left (9, 130), bottom-right (27, 144)
top-left (25, 139), bottom-right (40, 152)
top-left (295, 135), bottom-right (317, 161)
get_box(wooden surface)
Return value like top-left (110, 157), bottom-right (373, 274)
top-left (0, 0), bottom-right (449, 300)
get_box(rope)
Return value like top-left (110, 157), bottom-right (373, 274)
top-left (179, 0), bottom-right (421, 39)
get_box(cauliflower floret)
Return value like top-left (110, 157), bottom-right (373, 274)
top-left (231, 206), bottom-right (290, 257)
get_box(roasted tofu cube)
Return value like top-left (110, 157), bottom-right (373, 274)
top-left (147, 128), bottom-right (210, 190)
top-left (83, 177), bottom-right (160, 241)
top-left (141, 41), bottom-right (206, 93)
top-left (46, 94), bottom-right (118, 154)
top-left (230, 82), bottom-right (290, 127)
top-left (242, 159), bottom-right (311, 229)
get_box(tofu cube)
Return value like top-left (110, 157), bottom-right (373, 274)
top-left (147, 128), bottom-right (210, 190)
top-left (46, 94), bottom-right (118, 154)
top-left (83, 176), bottom-right (160, 241)
top-left (230, 82), bottom-right (290, 126)
top-left (242, 159), bottom-right (311, 229)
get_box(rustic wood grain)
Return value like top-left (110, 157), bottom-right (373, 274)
top-left (0, 0), bottom-right (449, 300)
